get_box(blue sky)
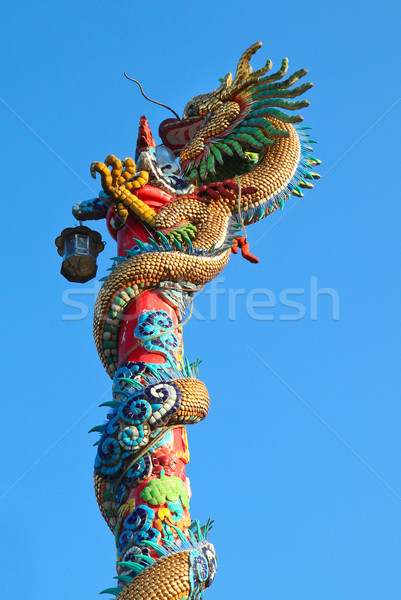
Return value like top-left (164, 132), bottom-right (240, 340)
top-left (1, 1), bottom-right (401, 598)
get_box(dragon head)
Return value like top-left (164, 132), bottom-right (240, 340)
top-left (159, 41), bottom-right (314, 185)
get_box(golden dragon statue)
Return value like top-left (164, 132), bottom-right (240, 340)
top-left (70, 41), bottom-right (319, 599)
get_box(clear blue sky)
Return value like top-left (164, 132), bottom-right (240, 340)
top-left (1, 1), bottom-right (401, 598)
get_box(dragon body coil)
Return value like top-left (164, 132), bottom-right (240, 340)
top-left (71, 42), bottom-right (320, 599)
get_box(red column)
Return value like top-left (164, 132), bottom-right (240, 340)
top-left (107, 189), bottom-right (192, 560)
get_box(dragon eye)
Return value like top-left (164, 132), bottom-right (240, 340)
top-left (187, 105), bottom-right (198, 117)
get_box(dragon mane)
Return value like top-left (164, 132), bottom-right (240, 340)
top-left (172, 42), bottom-right (319, 188)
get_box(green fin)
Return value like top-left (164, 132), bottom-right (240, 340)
top-left (117, 561), bottom-right (144, 574)
top-left (147, 237), bottom-right (160, 251)
top-left (88, 425), bottom-right (104, 434)
top-left (156, 230), bottom-right (169, 246)
top-left (210, 145), bottom-right (224, 165)
top-left (216, 142), bottom-right (234, 156)
top-left (99, 401), bottom-right (120, 409)
top-left (299, 181), bottom-right (314, 189)
top-left (100, 587), bottom-right (122, 596)
top-left (114, 575), bottom-right (134, 583)
top-left (227, 139), bottom-right (246, 158)
top-left (199, 161), bottom-right (208, 181)
top-left (206, 154), bottom-right (216, 176)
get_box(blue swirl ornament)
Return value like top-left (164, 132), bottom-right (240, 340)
top-left (189, 548), bottom-right (212, 598)
top-left (113, 364), bottom-right (134, 387)
top-left (145, 383), bottom-right (170, 404)
top-left (114, 483), bottom-right (128, 508)
top-left (119, 545), bottom-right (150, 572)
top-left (94, 453), bottom-right (123, 480)
top-left (134, 310), bottom-right (180, 356)
top-left (113, 361), bottom-right (156, 399)
top-left (120, 545), bottom-right (150, 563)
top-left (133, 526), bottom-right (160, 546)
top-left (191, 551), bottom-right (209, 584)
top-left (98, 437), bottom-right (120, 465)
top-left (106, 415), bottom-right (120, 435)
top-left (124, 505), bottom-right (154, 532)
top-left (118, 424), bottom-right (149, 450)
top-left (144, 382), bottom-right (181, 426)
top-left (118, 396), bottom-right (152, 425)
top-left (124, 454), bottom-right (152, 486)
top-left (201, 542), bottom-right (217, 585)
top-left (117, 529), bottom-right (134, 555)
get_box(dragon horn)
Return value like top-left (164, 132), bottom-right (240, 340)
top-left (233, 41), bottom-right (263, 84)
top-left (136, 115), bottom-right (156, 160)
top-left (215, 72), bottom-right (233, 95)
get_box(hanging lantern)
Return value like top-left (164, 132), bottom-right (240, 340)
top-left (55, 226), bottom-right (105, 283)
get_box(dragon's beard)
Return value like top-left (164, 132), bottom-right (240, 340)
top-left (179, 100), bottom-right (247, 183)
top-left (182, 147), bottom-right (260, 185)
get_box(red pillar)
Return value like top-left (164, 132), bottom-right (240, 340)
top-left (106, 188), bottom-right (192, 561)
